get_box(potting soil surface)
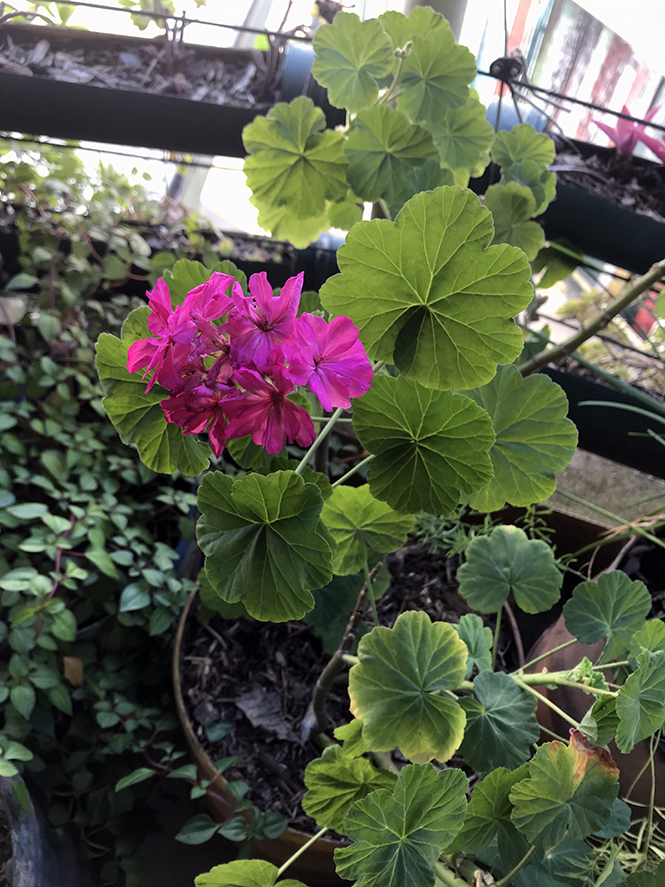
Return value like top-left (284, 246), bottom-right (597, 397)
top-left (552, 137), bottom-right (665, 221)
top-left (180, 543), bottom-right (539, 835)
top-left (0, 29), bottom-right (277, 107)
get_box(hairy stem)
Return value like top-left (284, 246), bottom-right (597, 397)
top-left (515, 637), bottom-right (578, 674)
top-left (331, 453), bottom-right (375, 489)
top-left (494, 845), bottom-right (538, 886)
top-left (513, 677), bottom-right (581, 730)
top-left (492, 607), bottom-right (502, 668)
top-left (434, 861), bottom-right (473, 887)
top-left (276, 827), bottom-right (328, 877)
top-left (295, 407), bottom-right (344, 475)
top-left (519, 258), bottom-right (665, 376)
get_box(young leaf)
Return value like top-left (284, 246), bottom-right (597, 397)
top-left (302, 744), bottom-right (396, 832)
top-left (96, 333), bottom-right (211, 476)
top-left (563, 571), bottom-right (651, 659)
top-left (334, 763), bottom-right (468, 887)
top-left (344, 106), bottom-right (439, 203)
top-left (396, 28), bottom-right (476, 125)
top-left (579, 696), bottom-right (619, 748)
top-left (462, 364), bottom-right (578, 511)
top-left (320, 187), bottom-right (534, 391)
top-left (502, 160), bottom-right (556, 216)
top-left (629, 619), bottom-right (665, 657)
top-left (428, 92), bottom-right (495, 181)
top-left (195, 859), bottom-right (307, 887)
top-left (197, 470), bottom-right (334, 621)
top-left (457, 525), bottom-right (562, 614)
top-left (615, 650), bottom-right (665, 753)
top-left (115, 768), bottom-right (156, 792)
top-left (483, 182), bottom-right (544, 261)
top-left (312, 13), bottom-right (396, 113)
top-left (491, 125), bottom-right (555, 171)
top-left (243, 97), bottom-right (348, 245)
top-left (320, 485), bottom-right (414, 574)
top-left (459, 672), bottom-right (539, 771)
top-left (176, 813), bottom-right (220, 845)
top-left (379, 7), bottom-right (449, 49)
top-left (348, 611), bottom-right (467, 762)
top-left (453, 613), bottom-right (493, 679)
top-left (351, 375), bottom-right (494, 515)
top-left (509, 730), bottom-right (619, 850)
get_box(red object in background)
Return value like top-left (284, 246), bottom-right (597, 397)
top-left (632, 290), bottom-right (659, 337)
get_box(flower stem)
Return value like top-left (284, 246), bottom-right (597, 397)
top-left (275, 827), bottom-right (328, 878)
top-left (295, 407), bottom-right (344, 475)
top-left (513, 677), bottom-right (581, 730)
top-left (331, 453), bottom-right (375, 488)
top-left (513, 637), bottom-right (578, 674)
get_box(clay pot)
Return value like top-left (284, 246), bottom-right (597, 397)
top-left (172, 590), bottom-right (342, 887)
top-left (526, 614), bottom-right (665, 808)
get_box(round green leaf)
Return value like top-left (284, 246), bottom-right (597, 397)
top-left (302, 744), bottom-right (397, 832)
top-left (253, 201), bottom-right (330, 250)
top-left (509, 730), bottom-right (619, 850)
top-left (386, 159), bottom-right (454, 219)
top-left (396, 28), bottom-right (476, 125)
top-left (344, 106), bottom-right (439, 204)
top-left (351, 375), bottom-right (495, 515)
top-left (453, 613), bottom-right (493, 679)
top-left (242, 97), bottom-right (348, 243)
top-left (320, 187), bottom-right (534, 390)
top-left (462, 364), bottom-right (578, 511)
top-left (312, 12), bottom-right (396, 113)
top-left (563, 571), bottom-right (651, 660)
top-left (197, 470), bottom-right (334, 621)
top-left (459, 672), bottom-right (539, 771)
top-left (334, 763), bottom-right (468, 887)
top-left (629, 619), bottom-right (665, 658)
top-left (457, 525), bottom-right (562, 614)
top-left (501, 160), bottom-right (556, 216)
top-left (483, 182), bottom-right (544, 261)
top-left (428, 92), bottom-right (495, 180)
top-left (349, 610), bottom-right (467, 762)
top-left (327, 192), bottom-right (364, 231)
top-left (96, 333), bottom-right (211, 476)
top-left (491, 124), bottom-right (555, 171)
top-left (321, 484), bottom-right (414, 574)
top-left (615, 650), bottom-right (665, 753)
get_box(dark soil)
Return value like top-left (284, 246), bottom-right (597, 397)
top-left (179, 544), bottom-right (526, 836)
top-left (0, 26), bottom-right (276, 107)
top-left (552, 136), bottom-right (665, 222)
top-left (0, 806), bottom-right (10, 887)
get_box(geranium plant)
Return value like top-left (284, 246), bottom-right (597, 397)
top-left (94, 7), bottom-right (665, 886)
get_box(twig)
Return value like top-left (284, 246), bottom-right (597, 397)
top-left (519, 258), bottom-right (665, 376)
top-left (502, 600), bottom-right (525, 667)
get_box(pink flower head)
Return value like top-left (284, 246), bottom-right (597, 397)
top-left (637, 132), bottom-right (665, 163)
top-left (224, 364), bottom-right (315, 455)
top-left (181, 272), bottom-right (239, 327)
top-left (227, 272), bottom-right (303, 369)
top-left (161, 375), bottom-right (231, 458)
top-left (593, 105), bottom-right (659, 154)
top-left (126, 337), bottom-right (193, 392)
top-left (283, 313), bottom-right (373, 411)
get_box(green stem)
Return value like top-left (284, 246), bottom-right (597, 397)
top-left (514, 637), bottom-right (578, 674)
top-left (331, 453), bottom-right (375, 488)
top-left (377, 54), bottom-right (405, 106)
top-left (517, 673), bottom-right (616, 697)
top-left (295, 408), bottom-right (344, 475)
top-left (276, 827), bottom-right (328, 877)
top-left (364, 556), bottom-right (379, 625)
top-left (492, 608), bottom-right (501, 668)
top-left (342, 654), bottom-right (359, 666)
top-left (434, 861), bottom-right (472, 887)
top-left (519, 257), bottom-right (665, 376)
top-left (640, 730), bottom-right (660, 862)
top-left (494, 846), bottom-right (538, 887)
top-left (513, 677), bottom-right (581, 730)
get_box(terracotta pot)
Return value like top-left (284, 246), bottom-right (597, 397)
top-left (526, 614), bottom-right (665, 809)
top-left (172, 590), bottom-right (343, 887)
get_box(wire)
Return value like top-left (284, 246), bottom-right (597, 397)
top-left (4, 0), bottom-right (313, 42)
top-left (0, 131), bottom-right (241, 171)
top-left (478, 69), bottom-right (665, 135)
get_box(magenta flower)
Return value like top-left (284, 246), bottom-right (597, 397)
top-left (637, 132), bottom-right (665, 163)
top-left (227, 272), bottom-right (303, 369)
top-left (127, 337), bottom-right (193, 392)
top-left (224, 364), bottom-right (315, 455)
top-left (161, 376), bottom-right (231, 458)
top-left (283, 313), bottom-right (373, 411)
top-left (181, 272), bottom-right (238, 328)
top-left (593, 105), bottom-right (659, 153)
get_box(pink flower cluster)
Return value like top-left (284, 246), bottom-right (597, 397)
top-left (126, 271), bottom-right (373, 457)
top-left (593, 104), bottom-right (664, 160)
